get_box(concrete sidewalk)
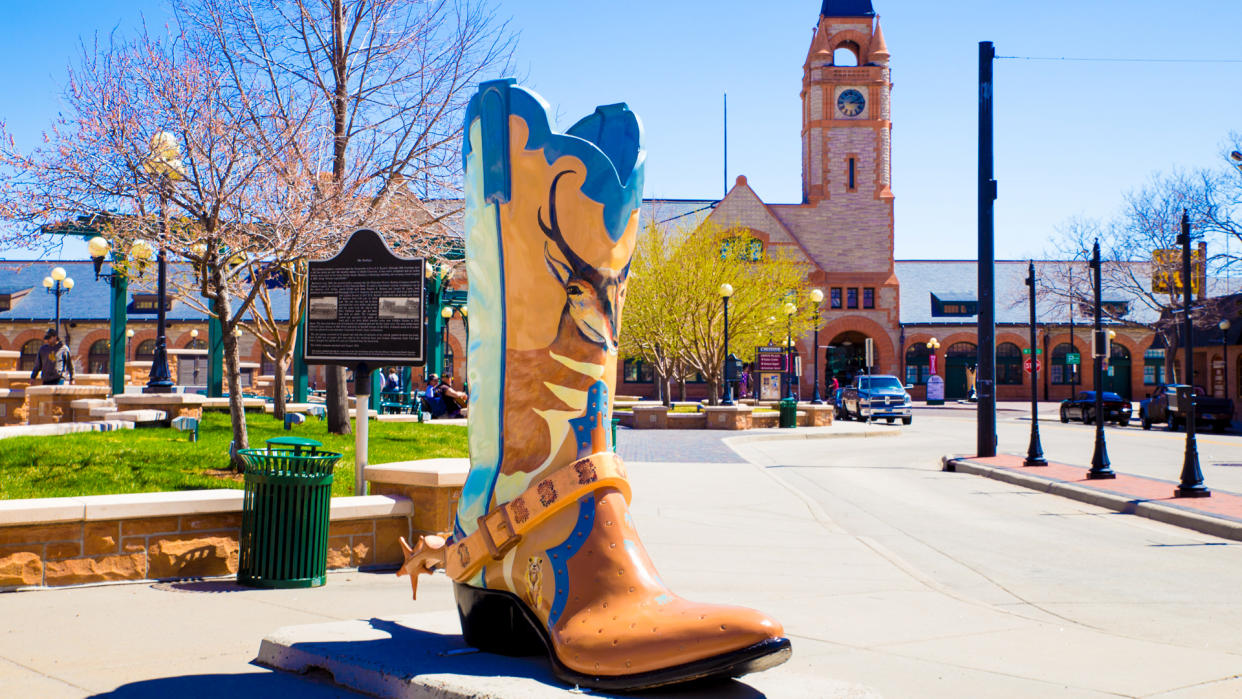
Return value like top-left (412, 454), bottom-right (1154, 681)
top-left (945, 453), bottom-right (1242, 543)
top-left (6, 428), bottom-right (1242, 697)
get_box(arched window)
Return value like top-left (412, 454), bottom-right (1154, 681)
top-left (833, 44), bottom-right (859, 67)
top-left (997, 343), bottom-right (1023, 385)
top-left (1052, 342), bottom-right (1080, 385)
top-left (260, 352), bottom-right (276, 376)
top-left (946, 342), bottom-right (976, 359)
top-left (905, 344), bottom-right (930, 385)
top-left (184, 338), bottom-right (206, 350)
top-left (135, 339), bottom-right (156, 362)
top-left (88, 340), bottom-right (110, 374)
top-left (19, 339), bottom-right (41, 371)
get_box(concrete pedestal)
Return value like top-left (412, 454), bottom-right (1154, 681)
top-left (113, 393), bottom-right (205, 427)
top-left (0, 389), bottom-right (26, 425)
top-left (631, 404), bottom-right (669, 429)
top-left (703, 405), bottom-right (753, 430)
top-left (258, 610), bottom-right (858, 699)
top-left (798, 404), bottom-right (835, 427)
top-left (26, 385), bottom-right (110, 425)
top-left (0, 350), bottom-right (19, 371)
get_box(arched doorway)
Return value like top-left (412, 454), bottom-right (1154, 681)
top-left (1104, 344), bottom-right (1132, 401)
top-left (825, 331), bottom-right (870, 386)
top-left (945, 342), bottom-right (977, 401)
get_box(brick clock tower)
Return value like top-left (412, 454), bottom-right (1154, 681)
top-left (802, 1), bottom-right (892, 209)
top-left (704, 0), bottom-right (902, 382)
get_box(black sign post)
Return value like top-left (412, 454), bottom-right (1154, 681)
top-left (305, 229), bottom-right (426, 494)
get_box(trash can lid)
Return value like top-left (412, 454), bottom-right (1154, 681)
top-left (265, 436), bottom-right (324, 448)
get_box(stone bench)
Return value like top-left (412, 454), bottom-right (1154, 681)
top-left (70, 398), bottom-right (115, 423)
top-left (0, 491), bottom-right (413, 588)
top-left (103, 410), bottom-right (167, 427)
top-left (364, 458), bottom-right (467, 537)
top-left (201, 397), bottom-right (268, 413)
top-left (27, 385), bottom-right (111, 425)
top-left (113, 393), bottom-right (205, 427)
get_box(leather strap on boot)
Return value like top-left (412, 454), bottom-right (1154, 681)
top-left (398, 452), bottom-right (630, 597)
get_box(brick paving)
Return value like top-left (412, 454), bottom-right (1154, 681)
top-left (615, 428), bottom-right (745, 463)
top-left (961, 453), bottom-right (1242, 526)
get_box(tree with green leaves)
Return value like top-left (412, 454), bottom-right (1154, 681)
top-left (621, 221), bottom-right (816, 405)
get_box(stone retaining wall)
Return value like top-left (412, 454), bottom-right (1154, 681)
top-left (27, 385), bottom-right (111, 425)
top-left (0, 491), bottom-right (412, 589)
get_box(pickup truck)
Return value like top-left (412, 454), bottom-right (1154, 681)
top-left (1139, 384), bottom-right (1234, 433)
top-left (840, 374), bottom-right (913, 425)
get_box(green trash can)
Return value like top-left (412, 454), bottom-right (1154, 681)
top-left (237, 447), bottom-right (341, 589)
top-left (779, 397), bottom-right (798, 429)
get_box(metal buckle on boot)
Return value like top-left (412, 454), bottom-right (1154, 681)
top-left (478, 508), bottom-right (521, 559)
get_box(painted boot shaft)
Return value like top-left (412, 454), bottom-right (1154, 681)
top-left (399, 80), bottom-right (790, 691)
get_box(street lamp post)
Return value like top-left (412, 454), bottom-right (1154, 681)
top-left (125, 328), bottom-right (134, 358)
top-left (719, 283), bottom-right (735, 406)
top-left (1087, 240), bottom-right (1115, 479)
top-left (1176, 210), bottom-right (1209, 497)
top-left (440, 306), bottom-right (453, 376)
top-left (1219, 319), bottom-right (1231, 401)
top-left (42, 267), bottom-right (74, 337)
top-left (141, 132), bottom-right (185, 395)
top-left (1024, 262), bottom-right (1047, 466)
top-left (810, 289), bottom-right (824, 404)
top-left (782, 302), bottom-right (797, 400)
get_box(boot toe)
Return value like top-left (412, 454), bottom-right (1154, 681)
top-left (556, 599), bottom-right (784, 677)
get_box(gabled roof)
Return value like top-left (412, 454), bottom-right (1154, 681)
top-left (0, 261), bottom-right (291, 324)
top-left (821, 0), bottom-right (875, 18)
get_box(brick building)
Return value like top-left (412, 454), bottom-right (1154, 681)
top-left (615, 0), bottom-right (1177, 406)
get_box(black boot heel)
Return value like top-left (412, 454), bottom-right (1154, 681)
top-left (453, 582), bottom-right (548, 657)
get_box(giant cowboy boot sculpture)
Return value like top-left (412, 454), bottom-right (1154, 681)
top-left (399, 80), bottom-right (791, 691)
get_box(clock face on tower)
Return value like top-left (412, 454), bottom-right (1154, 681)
top-left (837, 89), bottom-right (866, 118)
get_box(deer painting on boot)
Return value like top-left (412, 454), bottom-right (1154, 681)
top-left (490, 168), bottom-right (638, 507)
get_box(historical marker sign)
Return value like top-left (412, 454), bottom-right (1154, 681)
top-left (304, 229), bottom-right (426, 366)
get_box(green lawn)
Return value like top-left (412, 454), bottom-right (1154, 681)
top-left (0, 412), bottom-right (468, 500)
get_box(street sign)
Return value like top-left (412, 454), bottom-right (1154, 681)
top-left (304, 228), bottom-right (426, 366)
top-left (864, 338), bottom-right (875, 369)
top-left (926, 375), bottom-right (945, 404)
top-left (1066, 353), bottom-right (1081, 366)
top-left (1152, 247), bottom-right (1205, 296)
top-left (1023, 357), bottom-right (1041, 374)
top-left (755, 346), bottom-right (786, 372)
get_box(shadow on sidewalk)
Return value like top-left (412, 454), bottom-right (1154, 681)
top-left (90, 669), bottom-right (354, 698)
top-left (246, 617), bottom-right (771, 699)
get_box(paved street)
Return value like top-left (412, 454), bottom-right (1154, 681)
top-left (3, 413), bottom-right (1242, 697)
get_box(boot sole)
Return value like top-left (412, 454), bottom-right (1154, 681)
top-left (454, 582), bottom-right (792, 692)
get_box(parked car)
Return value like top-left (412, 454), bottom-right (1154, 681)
top-left (840, 374), bottom-right (913, 425)
top-left (1139, 384), bottom-right (1234, 433)
top-left (1059, 391), bottom-right (1131, 426)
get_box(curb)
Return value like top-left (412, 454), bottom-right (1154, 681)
top-left (943, 456), bottom-right (1242, 543)
top-left (726, 425), bottom-right (900, 446)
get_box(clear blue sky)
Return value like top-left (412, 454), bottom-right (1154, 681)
top-left (2, 0), bottom-right (1241, 262)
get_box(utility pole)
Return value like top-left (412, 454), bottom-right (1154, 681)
top-left (977, 41), bottom-right (997, 457)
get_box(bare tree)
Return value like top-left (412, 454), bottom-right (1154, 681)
top-left (0, 28), bottom-right (331, 466)
top-left (179, 0), bottom-right (515, 433)
top-left (1040, 170), bottom-right (1228, 384)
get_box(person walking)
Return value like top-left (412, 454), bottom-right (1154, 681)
top-left (32, 329), bottom-right (74, 386)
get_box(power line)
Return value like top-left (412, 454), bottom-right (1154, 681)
top-left (998, 55), bottom-right (1242, 65)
